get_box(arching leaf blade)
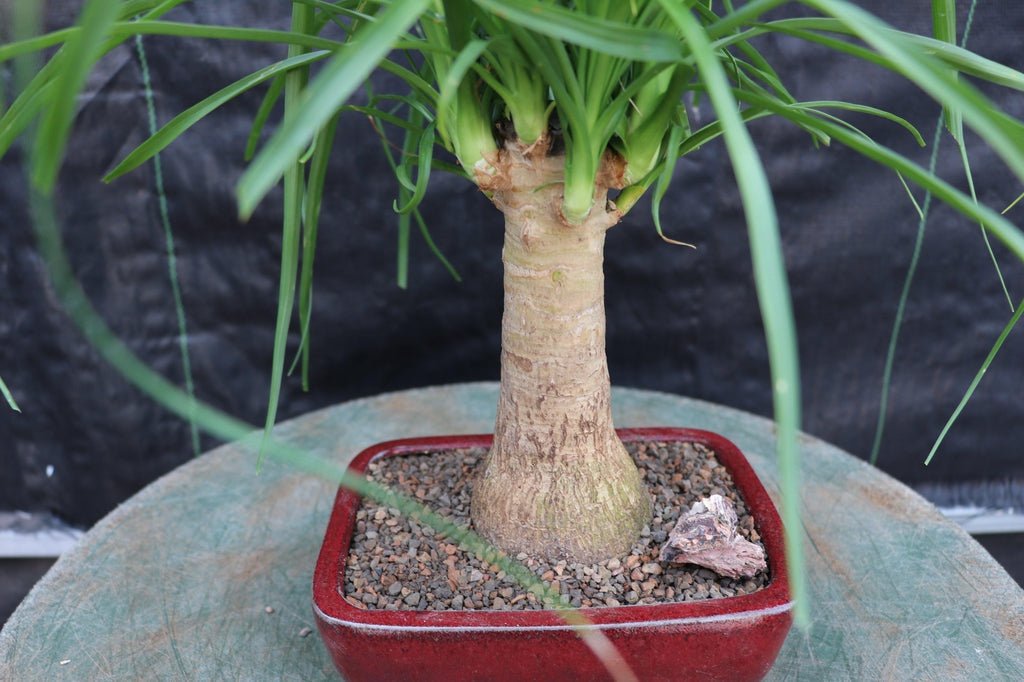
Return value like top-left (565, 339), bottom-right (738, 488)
top-left (435, 38), bottom-right (489, 144)
top-left (722, 18), bottom-right (1024, 92)
top-left (925, 298), bottom-right (1024, 465)
top-left (0, 78), bottom-right (55, 159)
top-left (238, 0), bottom-right (432, 220)
top-left (658, 0), bottom-right (806, 627)
top-left (245, 74), bottom-right (286, 162)
top-left (0, 28), bottom-right (77, 64)
top-left (114, 21), bottom-right (342, 50)
top-left (796, 100), bottom-right (924, 146)
top-left (257, 3), bottom-right (317, 470)
top-left (413, 208), bottom-right (462, 283)
top-left (289, 113), bottom-right (341, 388)
top-left (734, 90), bottom-right (1024, 261)
top-left (651, 120), bottom-right (695, 247)
top-left (471, 0), bottom-right (683, 62)
top-left (31, 0), bottom-right (120, 193)
top-left (393, 123), bottom-right (435, 215)
top-left (105, 51), bottom-right (330, 183)
top-left (800, 0), bottom-right (1024, 177)
top-left (1, 375), bottom-right (20, 412)
top-left (1004, 191), bottom-right (1024, 215)
top-left (931, 0), bottom-right (962, 142)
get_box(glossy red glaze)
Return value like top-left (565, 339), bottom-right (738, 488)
top-left (313, 428), bottom-right (793, 681)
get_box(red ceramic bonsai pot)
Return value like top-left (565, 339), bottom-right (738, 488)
top-left (313, 428), bottom-right (793, 681)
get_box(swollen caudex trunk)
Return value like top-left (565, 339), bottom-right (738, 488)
top-left (470, 142), bottom-right (651, 563)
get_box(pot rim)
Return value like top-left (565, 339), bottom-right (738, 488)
top-left (313, 427), bottom-right (793, 631)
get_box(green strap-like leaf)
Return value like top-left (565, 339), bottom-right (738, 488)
top-left (755, 62), bottom-right (1024, 468)
top-left (289, 114), bottom-right (341, 388)
top-left (238, 0), bottom-right (432, 220)
top-left (802, 0), bottom-right (1024, 189)
top-left (925, 297), bottom-right (1024, 465)
top-left (780, 103), bottom-right (924, 216)
top-left (677, 107), bottom-right (774, 156)
top-left (413, 208), bottom-right (463, 283)
top-left (0, 21), bottom-right (342, 64)
top-left (115, 21), bottom-right (341, 50)
top-left (651, 118), bottom-right (695, 247)
top-left (442, 0), bottom-right (476, 49)
top-left (931, 0), bottom-right (962, 142)
top-left (105, 51), bottom-right (330, 182)
top-left (245, 74), bottom-right (286, 162)
top-left (393, 123), bottom-right (436, 215)
top-left (955, 135), bottom-right (1014, 310)
top-left (796, 100), bottom-right (925, 146)
top-left (1, 375), bottom-right (20, 412)
top-left (0, 28), bottom-right (77, 63)
top-left (393, 105), bottom-right (427, 288)
top-left (692, 0), bottom-right (797, 105)
top-left (722, 18), bottom-right (1024, 92)
top-left (258, 3), bottom-right (316, 469)
top-left (1004, 191), bottom-right (1024, 215)
top-left (0, 1), bottom-right (200, 162)
top-left (904, 32), bottom-right (1024, 91)
top-left (706, 0), bottom-right (789, 38)
top-left (658, 0), bottom-right (806, 627)
top-left (31, 0), bottom-right (121, 192)
top-left (435, 38), bottom-right (490, 146)
top-left (0, 77), bottom-right (55, 159)
top-left (736, 89), bottom-right (1024, 261)
top-left (343, 104), bottom-right (425, 133)
top-left (366, 98), bottom-right (462, 285)
top-left (127, 0), bottom-right (195, 21)
top-left (471, 0), bottom-right (683, 62)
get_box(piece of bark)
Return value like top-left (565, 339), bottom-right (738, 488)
top-left (658, 494), bottom-right (766, 579)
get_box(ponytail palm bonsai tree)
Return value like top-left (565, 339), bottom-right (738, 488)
top-left (6, 0), bottom-right (1024, 622)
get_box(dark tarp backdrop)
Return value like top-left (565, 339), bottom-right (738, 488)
top-left (1, 1), bottom-right (1022, 527)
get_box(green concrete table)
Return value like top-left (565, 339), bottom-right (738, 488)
top-left (2, 384), bottom-right (1022, 680)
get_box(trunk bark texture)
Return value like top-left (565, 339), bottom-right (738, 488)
top-left (470, 143), bottom-right (651, 563)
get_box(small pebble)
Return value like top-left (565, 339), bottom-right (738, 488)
top-left (264, 606), bottom-right (274, 614)
top-left (299, 627), bottom-right (313, 638)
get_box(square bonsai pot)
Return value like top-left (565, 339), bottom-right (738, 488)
top-left (313, 428), bottom-right (792, 681)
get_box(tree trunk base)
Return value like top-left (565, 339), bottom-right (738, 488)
top-left (472, 433), bottom-right (651, 563)
top-left (469, 141), bottom-right (649, 564)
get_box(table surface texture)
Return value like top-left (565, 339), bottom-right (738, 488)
top-left (2, 384), bottom-right (1021, 680)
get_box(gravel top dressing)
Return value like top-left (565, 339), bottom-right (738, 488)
top-left (343, 441), bottom-right (769, 611)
